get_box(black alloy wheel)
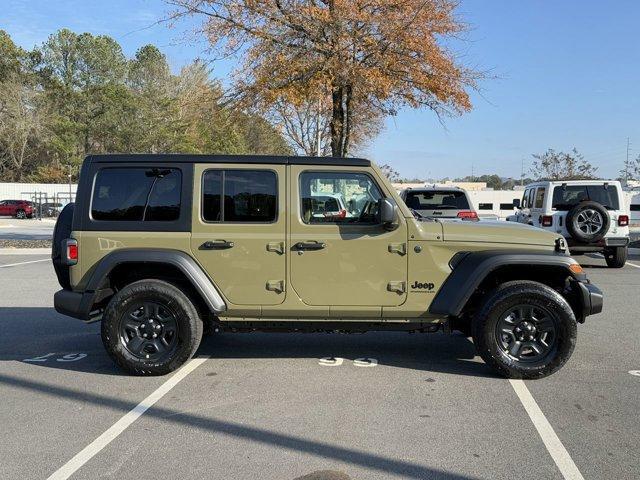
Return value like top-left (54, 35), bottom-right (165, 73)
top-left (495, 305), bottom-right (557, 363)
top-left (119, 301), bottom-right (179, 362)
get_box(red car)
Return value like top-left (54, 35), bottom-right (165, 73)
top-left (0, 199), bottom-right (35, 219)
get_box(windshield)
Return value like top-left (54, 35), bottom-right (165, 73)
top-left (404, 190), bottom-right (470, 210)
top-left (551, 185), bottom-right (619, 210)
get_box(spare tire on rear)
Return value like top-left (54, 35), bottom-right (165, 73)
top-left (52, 203), bottom-right (75, 290)
top-left (566, 201), bottom-right (609, 243)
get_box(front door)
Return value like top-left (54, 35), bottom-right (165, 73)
top-left (191, 164), bottom-right (287, 306)
top-left (289, 166), bottom-right (408, 309)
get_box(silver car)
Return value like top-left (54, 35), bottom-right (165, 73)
top-left (399, 186), bottom-right (478, 220)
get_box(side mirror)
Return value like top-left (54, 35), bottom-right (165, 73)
top-left (378, 198), bottom-right (398, 230)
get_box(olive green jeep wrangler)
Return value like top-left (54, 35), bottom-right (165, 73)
top-left (52, 155), bottom-right (602, 378)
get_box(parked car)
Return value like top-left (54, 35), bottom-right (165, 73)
top-left (52, 154), bottom-right (602, 378)
top-left (0, 199), bottom-right (35, 219)
top-left (508, 180), bottom-right (629, 267)
top-left (399, 186), bottom-right (478, 220)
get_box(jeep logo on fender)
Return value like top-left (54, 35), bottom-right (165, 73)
top-left (411, 281), bottom-right (434, 290)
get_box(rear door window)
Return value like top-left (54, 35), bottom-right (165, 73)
top-left (551, 185), bottom-right (619, 210)
top-left (404, 191), bottom-right (470, 210)
top-left (91, 168), bottom-right (182, 221)
top-left (202, 169), bottom-right (277, 223)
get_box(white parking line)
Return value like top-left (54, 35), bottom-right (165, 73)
top-left (0, 258), bottom-right (49, 268)
top-left (46, 356), bottom-right (210, 480)
top-left (509, 379), bottom-right (584, 480)
top-left (626, 262), bottom-right (640, 269)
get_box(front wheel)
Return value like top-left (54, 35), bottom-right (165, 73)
top-left (472, 281), bottom-right (577, 379)
top-left (101, 279), bottom-right (203, 375)
top-left (15, 209), bottom-right (26, 219)
top-left (604, 246), bottom-right (627, 268)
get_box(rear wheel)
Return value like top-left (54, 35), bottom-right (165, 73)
top-left (472, 281), bottom-right (577, 379)
top-left (604, 246), bottom-right (627, 268)
top-left (101, 279), bottom-right (203, 375)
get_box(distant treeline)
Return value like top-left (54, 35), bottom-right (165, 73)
top-left (0, 29), bottom-right (291, 183)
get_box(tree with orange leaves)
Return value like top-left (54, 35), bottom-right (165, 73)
top-left (167, 0), bottom-right (481, 157)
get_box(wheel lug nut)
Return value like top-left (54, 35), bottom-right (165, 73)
top-left (142, 333), bottom-right (147, 338)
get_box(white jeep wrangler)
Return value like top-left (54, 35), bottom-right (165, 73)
top-left (508, 180), bottom-right (630, 267)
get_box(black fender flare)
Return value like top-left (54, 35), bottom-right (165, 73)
top-left (56, 249), bottom-right (227, 321)
top-left (428, 250), bottom-right (582, 317)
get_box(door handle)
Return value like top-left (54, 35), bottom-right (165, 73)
top-left (201, 240), bottom-right (234, 250)
top-left (294, 241), bottom-right (326, 251)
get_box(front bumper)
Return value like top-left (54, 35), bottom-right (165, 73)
top-left (575, 281), bottom-right (603, 320)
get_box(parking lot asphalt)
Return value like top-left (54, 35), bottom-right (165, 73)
top-left (0, 253), bottom-right (639, 480)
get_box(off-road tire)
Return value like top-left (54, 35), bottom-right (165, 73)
top-left (472, 281), bottom-right (577, 379)
top-left (15, 209), bottom-right (26, 219)
top-left (604, 246), bottom-right (627, 268)
top-left (566, 201), bottom-right (610, 243)
top-left (101, 279), bottom-right (203, 376)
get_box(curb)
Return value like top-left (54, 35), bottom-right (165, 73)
top-left (0, 248), bottom-right (51, 255)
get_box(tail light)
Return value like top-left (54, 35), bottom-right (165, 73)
top-left (618, 215), bottom-right (629, 227)
top-left (65, 239), bottom-right (78, 266)
top-left (541, 215), bottom-right (553, 227)
top-left (457, 210), bottom-right (478, 221)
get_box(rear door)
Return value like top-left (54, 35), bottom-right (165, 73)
top-left (0, 201), bottom-right (8, 216)
top-left (190, 164), bottom-right (287, 306)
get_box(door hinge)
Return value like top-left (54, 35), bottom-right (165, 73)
top-left (266, 280), bottom-right (285, 294)
top-left (387, 281), bottom-right (406, 294)
top-left (388, 243), bottom-right (407, 255)
top-left (266, 241), bottom-right (285, 255)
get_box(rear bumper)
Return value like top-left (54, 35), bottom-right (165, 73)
top-left (54, 289), bottom-right (87, 320)
top-left (575, 281), bottom-right (603, 319)
top-left (54, 288), bottom-right (111, 322)
top-left (569, 237), bottom-right (629, 252)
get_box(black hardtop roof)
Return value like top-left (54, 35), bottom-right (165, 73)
top-left (86, 154), bottom-right (370, 167)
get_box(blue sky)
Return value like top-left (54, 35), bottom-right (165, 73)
top-left (3, 0), bottom-right (639, 179)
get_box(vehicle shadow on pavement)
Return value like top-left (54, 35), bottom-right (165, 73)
top-left (197, 330), bottom-right (497, 379)
top-left (0, 307), bottom-right (496, 378)
top-left (0, 370), bottom-right (478, 480)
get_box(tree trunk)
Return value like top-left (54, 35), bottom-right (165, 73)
top-left (329, 83), bottom-right (354, 157)
top-left (342, 84), bottom-right (352, 157)
top-left (330, 85), bottom-right (344, 157)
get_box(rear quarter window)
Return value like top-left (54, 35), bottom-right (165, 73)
top-left (91, 168), bottom-right (182, 221)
